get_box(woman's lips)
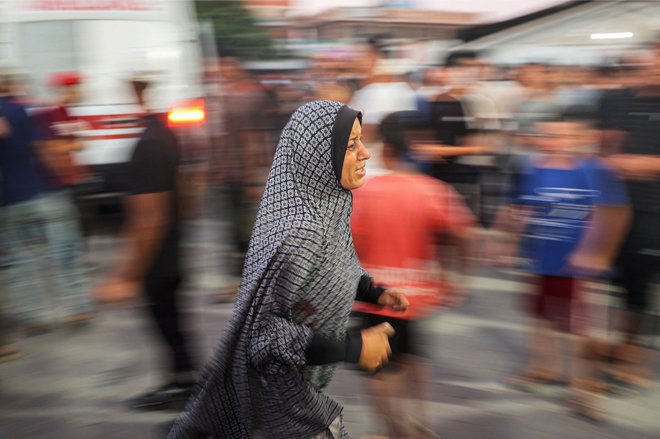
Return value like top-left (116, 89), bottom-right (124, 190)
top-left (356, 166), bottom-right (366, 177)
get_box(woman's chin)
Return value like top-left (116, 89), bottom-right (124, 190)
top-left (350, 178), bottom-right (367, 190)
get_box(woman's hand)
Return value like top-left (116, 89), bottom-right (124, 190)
top-left (377, 289), bottom-right (409, 311)
top-left (359, 322), bottom-right (395, 372)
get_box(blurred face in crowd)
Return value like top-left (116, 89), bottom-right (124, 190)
top-left (405, 126), bottom-right (436, 146)
top-left (130, 80), bottom-right (149, 109)
top-left (518, 64), bottom-right (550, 90)
top-left (203, 61), bottom-right (221, 85)
top-left (61, 84), bottom-right (82, 105)
top-left (556, 66), bottom-right (590, 89)
top-left (219, 57), bottom-right (243, 83)
top-left (458, 58), bottom-right (487, 82)
top-left (423, 67), bottom-right (447, 87)
top-left (447, 63), bottom-right (478, 87)
top-left (615, 54), bottom-right (648, 88)
top-left (534, 121), bottom-right (597, 156)
top-left (340, 118), bottom-right (370, 190)
top-left (645, 44), bottom-right (660, 85)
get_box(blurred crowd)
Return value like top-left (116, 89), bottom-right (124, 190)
top-left (2, 34), bottom-right (660, 437)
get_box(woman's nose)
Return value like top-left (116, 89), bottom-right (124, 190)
top-left (359, 143), bottom-right (371, 160)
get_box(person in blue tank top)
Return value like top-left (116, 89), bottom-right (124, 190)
top-left (492, 106), bottom-right (630, 421)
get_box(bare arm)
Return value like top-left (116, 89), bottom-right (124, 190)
top-left (492, 203), bottom-right (532, 236)
top-left (603, 129), bottom-right (660, 179)
top-left (484, 204), bottom-right (533, 264)
top-left (570, 204), bottom-right (631, 274)
top-left (445, 224), bottom-right (475, 277)
top-left (607, 154), bottom-right (660, 180)
top-left (412, 142), bottom-right (493, 160)
top-left (115, 192), bottom-right (171, 283)
top-left (0, 117), bottom-right (11, 137)
top-left (600, 129), bottom-right (627, 156)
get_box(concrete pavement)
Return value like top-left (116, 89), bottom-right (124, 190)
top-left (1, 219), bottom-right (658, 438)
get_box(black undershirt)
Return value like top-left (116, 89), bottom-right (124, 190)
top-left (305, 275), bottom-right (385, 365)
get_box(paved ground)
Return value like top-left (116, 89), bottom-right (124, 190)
top-left (1, 216), bottom-right (658, 439)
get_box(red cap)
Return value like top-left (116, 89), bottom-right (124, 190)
top-left (47, 71), bottom-right (82, 88)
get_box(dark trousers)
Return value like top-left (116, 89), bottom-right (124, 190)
top-left (615, 250), bottom-right (656, 314)
top-left (613, 212), bottom-right (660, 339)
top-left (226, 182), bottom-right (254, 254)
top-left (614, 213), bottom-right (660, 313)
top-left (144, 269), bottom-right (193, 376)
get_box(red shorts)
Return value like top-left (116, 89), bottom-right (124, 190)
top-left (529, 275), bottom-right (586, 334)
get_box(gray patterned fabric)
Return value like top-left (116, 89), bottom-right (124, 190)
top-left (169, 101), bottom-right (364, 438)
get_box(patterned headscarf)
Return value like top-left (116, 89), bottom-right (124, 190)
top-left (169, 101), bottom-right (364, 438)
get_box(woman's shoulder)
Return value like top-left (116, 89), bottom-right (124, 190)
top-left (265, 225), bottom-right (328, 281)
top-left (275, 222), bottom-right (326, 257)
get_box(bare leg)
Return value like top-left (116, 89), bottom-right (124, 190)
top-left (509, 319), bottom-right (564, 389)
top-left (532, 320), bottom-right (564, 378)
top-left (611, 344), bottom-right (652, 389)
top-left (569, 335), bottom-right (607, 421)
top-left (610, 310), bottom-right (652, 389)
top-left (369, 369), bottom-right (409, 438)
top-left (403, 355), bottom-right (437, 438)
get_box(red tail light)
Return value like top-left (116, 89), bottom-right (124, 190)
top-left (168, 99), bottom-right (205, 127)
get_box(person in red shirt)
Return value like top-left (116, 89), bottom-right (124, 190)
top-left (36, 71), bottom-right (91, 188)
top-left (29, 71), bottom-right (95, 325)
top-left (2, 70), bottom-right (94, 330)
top-left (352, 111), bottom-right (475, 438)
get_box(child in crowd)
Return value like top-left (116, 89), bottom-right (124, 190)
top-left (352, 111), bottom-right (475, 438)
top-left (495, 106), bottom-right (630, 420)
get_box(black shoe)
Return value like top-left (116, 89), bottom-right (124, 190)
top-left (128, 382), bottom-right (193, 411)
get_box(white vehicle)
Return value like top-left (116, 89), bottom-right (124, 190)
top-left (0, 0), bottom-right (207, 204)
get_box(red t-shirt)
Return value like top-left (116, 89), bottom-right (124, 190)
top-left (351, 173), bottom-right (475, 319)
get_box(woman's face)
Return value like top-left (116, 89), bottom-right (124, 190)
top-left (340, 118), bottom-right (371, 190)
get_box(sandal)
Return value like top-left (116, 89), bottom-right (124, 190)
top-left (570, 391), bottom-right (606, 423)
top-left (408, 416), bottom-right (440, 439)
top-left (505, 371), bottom-right (567, 392)
top-left (23, 323), bottom-right (51, 336)
top-left (606, 372), bottom-right (652, 397)
top-left (62, 312), bottom-right (95, 326)
top-left (0, 344), bottom-right (22, 363)
top-left (605, 344), bottom-right (653, 395)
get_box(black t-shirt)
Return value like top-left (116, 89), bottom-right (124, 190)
top-left (425, 96), bottom-right (479, 184)
top-left (429, 96), bottom-right (473, 147)
top-left (598, 88), bottom-right (631, 131)
top-left (601, 89), bottom-right (660, 213)
top-left (127, 114), bottom-right (181, 274)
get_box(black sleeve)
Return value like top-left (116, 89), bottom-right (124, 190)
top-left (503, 155), bottom-right (525, 202)
top-left (305, 332), bottom-right (362, 366)
top-left (599, 88), bottom-right (633, 132)
top-left (355, 274), bottom-right (385, 304)
top-left (304, 274), bottom-right (383, 366)
top-left (127, 136), bottom-right (177, 195)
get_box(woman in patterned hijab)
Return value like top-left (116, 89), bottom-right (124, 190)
top-left (169, 100), bottom-right (408, 438)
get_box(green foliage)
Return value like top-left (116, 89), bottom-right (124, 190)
top-left (195, 0), bottom-right (278, 60)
